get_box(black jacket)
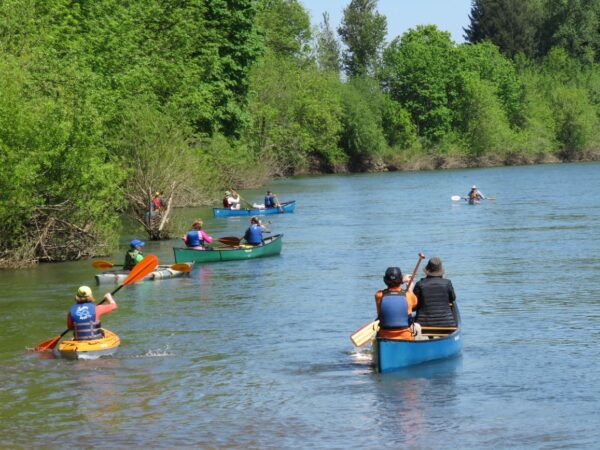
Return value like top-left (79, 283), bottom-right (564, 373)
top-left (413, 276), bottom-right (457, 327)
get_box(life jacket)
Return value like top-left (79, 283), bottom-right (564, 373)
top-left (264, 195), bottom-right (274, 208)
top-left (414, 277), bottom-right (457, 327)
top-left (124, 249), bottom-right (141, 270)
top-left (245, 224), bottom-right (263, 245)
top-left (223, 197), bottom-right (231, 208)
top-left (379, 289), bottom-right (410, 329)
top-left (69, 302), bottom-right (103, 340)
top-left (186, 230), bottom-right (204, 247)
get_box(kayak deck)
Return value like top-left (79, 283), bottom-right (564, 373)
top-left (57, 328), bottom-right (120, 360)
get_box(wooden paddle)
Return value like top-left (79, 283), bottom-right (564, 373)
top-left (216, 220), bottom-right (272, 247)
top-left (350, 252), bottom-right (426, 347)
top-left (92, 259), bottom-right (191, 272)
top-left (33, 255), bottom-right (159, 352)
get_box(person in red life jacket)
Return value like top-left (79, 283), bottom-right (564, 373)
top-left (183, 219), bottom-right (214, 250)
top-left (152, 191), bottom-right (163, 213)
top-left (413, 257), bottom-right (457, 328)
top-left (375, 267), bottom-right (418, 340)
top-left (243, 216), bottom-right (270, 246)
top-left (223, 191), bottom-right (232, 208)
top-left (124, 239), bottom-right (144, 270)
top-left (67, 286), bottom-right (118, 341)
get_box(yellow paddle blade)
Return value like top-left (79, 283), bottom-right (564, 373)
top-left (350, 320), bottom-right (380, 347)
top-left (92, 260), bottom-right (114, 269)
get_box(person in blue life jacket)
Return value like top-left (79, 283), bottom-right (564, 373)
top-left (264, 191), bottom-right (281, 209)
top-left (243, 216), bottom-right (271, 246)
top-left (124, 239), bottom-right (144, 270)
top-left (183, 219), bottom-right (214, 250)
top-left (67, 286), bottom-right (118, 340)
top-left (375, 267), bottom-right (422, 341)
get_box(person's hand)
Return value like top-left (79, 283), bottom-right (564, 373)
top-left (102, 293), bottom-right (115, 304)
top-left (403, 274), bottom-right (413, 284)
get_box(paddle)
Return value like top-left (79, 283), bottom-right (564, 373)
top-left (216, 220), bottom-right (272, 247)
top-left (350, 252), bottom-right (426, 347)
top-left (92, 260), bottom-right (191, 272)
top-left (451, 195), bottom-right (496, 201)
top-left (33, 255), bottom-right (159, 352)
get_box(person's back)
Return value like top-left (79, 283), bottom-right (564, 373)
top-left (375, 267), bottom-right (417, 341)
top-left (244, 217), bottom-right (264, 245)
top-left (67, 286), bottom-right (118, 341)
top-left (413, 257), bottom-right (457, 327)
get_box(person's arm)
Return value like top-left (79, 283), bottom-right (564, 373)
top-left (200, 230), bottom-right (213, 244)
top-left (447, 280), bottom-right (456, 303)
top-left (96, 293), bottom-right (118, 319)
top-left (67, 313), bottom-right (74, 330)
top-left (374, 291), bottom-right (383, 318)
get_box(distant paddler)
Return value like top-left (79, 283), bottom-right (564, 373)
top-left (467, 185), bottom-right (486, 202)
top-left (243, 216), bottom-right (271, 246)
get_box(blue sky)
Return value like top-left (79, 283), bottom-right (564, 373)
top-left (301, 0), bottom-right (473, 44)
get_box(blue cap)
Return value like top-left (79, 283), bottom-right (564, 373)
top-left (130, 239), bottom-right (145, 247)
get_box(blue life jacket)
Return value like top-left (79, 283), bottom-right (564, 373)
top-left (245, 224), bottom-right (263, 245)
top-left (380, 290), bottom-right (410, 329)
top-left (186, 230), bottom-right (204, 247)
top-left (69, 302), bottom-right (103, 340)
top-left (265, 195), bottom-right (274, 208)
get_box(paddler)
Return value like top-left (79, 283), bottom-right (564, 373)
top-left (467, 185), bottom-right (485, 202)
top-left (67, 286), bottom-right (117, 340)
top-left (243, 216), bottom-right (270, 246)
top-left (375, 267), bottom-right (421, 340)
top-left (183, 219), bottom-right (214, 250)
top-left (124, 239), bottom-right (145, 270)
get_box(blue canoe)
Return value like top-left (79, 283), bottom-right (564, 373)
top-left (213, 200), bottom-right (296, 218)
top-left (373, 304), bottom-right (462, 373)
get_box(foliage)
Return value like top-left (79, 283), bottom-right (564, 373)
top-left (338, 0), bottom-right (387, 77)
top-left (316, 12), bottom-right (341, 74)
top-left (256, 0), bottom-right (312, 59)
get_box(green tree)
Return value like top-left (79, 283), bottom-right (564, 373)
top-left (464, 0), bottom-right (544, 59)
top-left (338, 0), bottom-right (387, 77)
top-left (256, 0), bottom-right (312, 58)
top-left (316, 12), bottom-right (341, 73)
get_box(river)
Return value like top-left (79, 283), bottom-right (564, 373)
top-left (1, 162), bottom-right (600, 448)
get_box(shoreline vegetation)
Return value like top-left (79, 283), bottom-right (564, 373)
top-left (1, 0), bottom-right (599, 268)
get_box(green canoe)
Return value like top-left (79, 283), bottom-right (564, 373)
top-left (173, 234), bottom-right (283, 263)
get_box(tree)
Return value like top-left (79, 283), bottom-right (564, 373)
top-left (338, 0), bottom-right (387, 77)
top-left (256, 0), bottom-right (312, 58)
top-left (316, 12), bottom-right (341, 73)
top-left (464, 0), bottom-right (544, 59)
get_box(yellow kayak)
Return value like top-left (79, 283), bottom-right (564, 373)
top-left (57, 328), bottom-right (120, 360)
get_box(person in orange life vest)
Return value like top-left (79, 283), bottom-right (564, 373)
top-left (183, 219), bottom-right (214, 250)
top-left (375, 267), bottom-right (418, 340)
top-left (67, 286), bottom-right (118, 341)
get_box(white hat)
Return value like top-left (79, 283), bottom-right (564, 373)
top-left (471, 185), bottom-right (477, 189)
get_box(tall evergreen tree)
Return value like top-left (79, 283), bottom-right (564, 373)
top-left (316, 12), bottom-right (341, 73)
top-left (338, 0), bottom-right (387, 77)
top-left (464, 0), bottom-right (544, 59)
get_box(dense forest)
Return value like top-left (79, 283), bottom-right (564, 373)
top-left (1, 0), bottom-right (599, 266)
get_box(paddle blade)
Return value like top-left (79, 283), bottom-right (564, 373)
top-left (217, 237), bottom-right (241, 246)
top-left (92, 260), bottom-right (114, 269)
top-left (350, 320), bottom-right (380, 347)
top-left (33, 335), bottom-right (62, 352)
top-left (170, 263), bottom-right (192, 272)
top-left (123, 254), bottom-right (159, 286)
top-left (451, 195), bottom-right (462, 201)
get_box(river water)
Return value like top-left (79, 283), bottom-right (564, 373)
top-left (1, 162), bottom-right (600, 448)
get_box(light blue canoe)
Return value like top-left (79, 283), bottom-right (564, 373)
top-left (213, 201), bottom-right (296, 218)
top-left (373, 304), bottom-right (462, 373)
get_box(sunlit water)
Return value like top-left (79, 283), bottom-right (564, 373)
top-left (1, 162), bottom-right (600, 448)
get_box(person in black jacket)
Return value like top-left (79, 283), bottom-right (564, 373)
top-left (413, 257), bottom-right (457, 327)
